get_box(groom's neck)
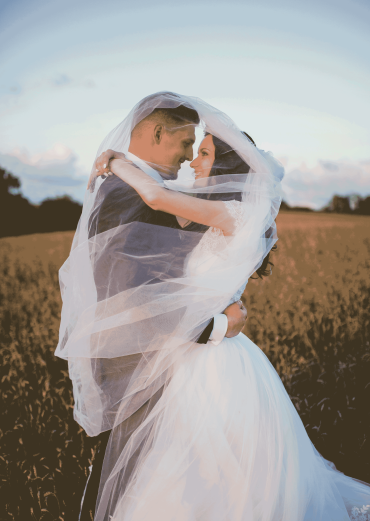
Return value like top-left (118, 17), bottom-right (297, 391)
top-left (128, 143), bottom-right (174, 179)
top-left (128, 142), bottom-right (152, 164)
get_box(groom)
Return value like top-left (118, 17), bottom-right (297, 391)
top-left (80, 92), bottom-right (248, 520)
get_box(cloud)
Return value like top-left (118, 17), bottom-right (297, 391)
top-left (10, 85), bottom-right (21, 94)
top-left (83, 79), bottom-right (96, 89)
top-left (1, 144), bottom-right (369, 210)
top-left (282, 158), bottom-right (370, 209)
top-left (51, 73), bottom-right (72, 87)
top-left (0, 144), bottom-right (87, 203)
top-left (49, 74), bottom-right (96, 89)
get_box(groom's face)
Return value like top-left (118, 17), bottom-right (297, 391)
top-left (155, 124), bottom-right (196, 178)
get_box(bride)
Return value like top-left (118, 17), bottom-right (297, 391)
top-left (57, 92), bottom-right (370, 520)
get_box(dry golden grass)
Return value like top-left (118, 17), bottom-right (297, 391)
top-left (244, 212), bottom-right (370, 372)
top-left (0, 211), bottom-right (369, 520)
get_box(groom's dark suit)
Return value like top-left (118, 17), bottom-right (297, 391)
top-left (79, 174), bottom-right (214, 521)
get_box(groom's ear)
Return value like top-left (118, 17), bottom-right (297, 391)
top-left (153, 124), bottom-right (165, 145)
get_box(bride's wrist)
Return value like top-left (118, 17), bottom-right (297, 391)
top-left (110, 158), bottom-right (138, 171)
top-left (109, 158), bottom-right (132, 176)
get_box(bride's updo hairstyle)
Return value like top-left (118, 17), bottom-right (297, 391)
top-left (205, 131), bottom-right (277, 279)
top-left (203, 131), bottom-right (254, 202)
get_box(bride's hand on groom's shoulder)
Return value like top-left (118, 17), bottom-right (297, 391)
top-left (223, 300), bottom-right (248, 338)
top-left (88, 150), bottom-right (131, 190)
top-left (94, 149), bottom-right (127, 176)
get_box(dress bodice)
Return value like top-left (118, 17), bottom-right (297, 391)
top-left (185, 200), bottom-right (249, 305)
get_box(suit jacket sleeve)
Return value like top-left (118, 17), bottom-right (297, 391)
top-left (89, 176), bottom-right (215, 344)
top-left (196, 318), bottom-right (214, 344)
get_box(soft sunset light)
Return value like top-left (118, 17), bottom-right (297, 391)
top-left (1, 0), bottom-right (369, 207)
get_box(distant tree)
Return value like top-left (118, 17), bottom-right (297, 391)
top-left (0, 167), bottom-right (37, 237)
top-left (280, 200), bottom-right (314, 212)
top-left (349, 194), bottom-right (362, 211)
top-left (37, 196), bottom-right (82, 233)
top-left (0, 166), bottom-right (82, 238)
top-left (280, 200), bottom-right (291, 211)
top-left (326, 195), bottom-right (351, 214)
top-left (0, 167), bottom-right (21, 196)
top-left (356, 196), bottom-right (370, 216)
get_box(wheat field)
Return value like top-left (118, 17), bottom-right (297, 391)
top-left (1, 212), bottom-right (369, 521)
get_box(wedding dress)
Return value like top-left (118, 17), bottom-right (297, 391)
top-left (111, 200), bottom-right (370, 521)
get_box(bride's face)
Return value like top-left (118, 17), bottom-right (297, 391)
top-left (190, 135), bottom-right (215, 180)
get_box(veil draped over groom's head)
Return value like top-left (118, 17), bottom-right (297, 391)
top-left (130, 91), bottom-right (200, 132)
top-left (55, 91), bottom-right (284, 521)
top-left (88, 91), bottom-right (201, 188)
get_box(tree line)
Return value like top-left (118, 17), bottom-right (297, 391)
top-left (323, 194), bottom-right (370, 215)
top-left (0, 167), bottom-right (83, 238)
top-left (1, 166), bottom-right (369, 239)
top-left (278, 196), bottom-right (370, 214)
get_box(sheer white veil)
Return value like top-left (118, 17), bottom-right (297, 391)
top-left (55, 91), bottom-right (284, 520)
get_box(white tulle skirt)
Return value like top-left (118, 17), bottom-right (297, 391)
top-left (112, 333), bottom-right (370, 521)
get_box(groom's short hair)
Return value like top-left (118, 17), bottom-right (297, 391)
top-left (131, 92), bottom-right (200, 137)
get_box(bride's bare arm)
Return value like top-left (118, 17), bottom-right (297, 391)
top-left (108, 159), bottom-right (236, 235)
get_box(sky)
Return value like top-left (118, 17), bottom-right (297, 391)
top-left (0, 0), bottom-right (369, 208)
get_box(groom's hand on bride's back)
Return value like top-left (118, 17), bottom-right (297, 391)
top-left (223, 301), bottom-right (248, 338)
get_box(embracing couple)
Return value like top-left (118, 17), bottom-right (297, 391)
top-left (56, 92), bottom-right (370, 521)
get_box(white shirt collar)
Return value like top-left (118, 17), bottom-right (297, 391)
top-left (125, 152), bottom-right (165, 185)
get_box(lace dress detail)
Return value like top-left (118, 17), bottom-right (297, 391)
top-left (194, 226), bottom-right (227, 261)
top-left (185, 200), bottom-right (249, 302)
top-left (223, 199), bottom-right (248, 233)
top-left (224, 200), bottom-right (249, 304)
top-left (193, 200), bottom-right (248, 260)
top-left (350, 505), bottom-right (370, 520)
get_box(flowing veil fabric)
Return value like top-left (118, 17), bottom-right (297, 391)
top-left (54, 92), bottom-right (370, 520)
